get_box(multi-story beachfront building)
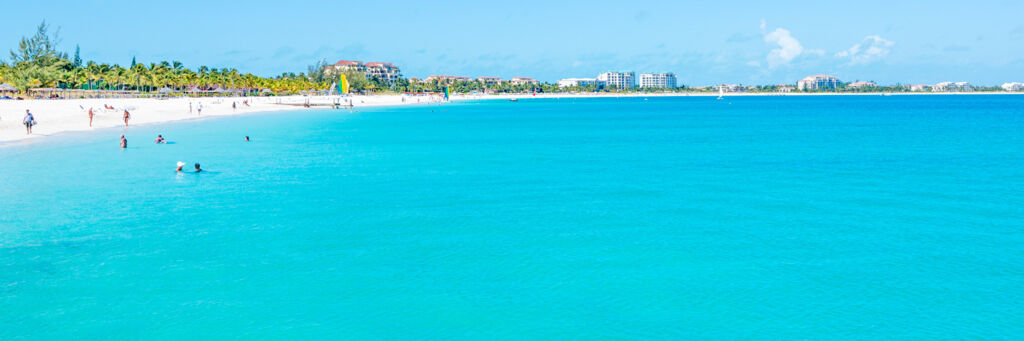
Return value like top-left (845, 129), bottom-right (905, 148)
top-left (557, 78), bottom-right (604, 88)
top-left (714, 84), bottom-right (746, 92)
top-left (326, 60), bottom-right (365, 73)
top-left (638, 73), bottom-right (677, 89)
top-left (933, 81), bottom-right (973, 92)
top-left (510, 77), bottom-right (539, 86)
top-left (325, 60), bottom-right (402, 83)
top-left (477, 77), bottom-right (503, 84)
top-left (363, 62), bottom-right (402, 83)
top-left (597, 71), bottom-right (636, 89)
top-left (1001, 82), bottom-right (1023, 91)
top-left (425, 75), bottom-right (472, 83)
top-left (847, 81), bottom-right (876, 89)
top-left (906, 84), bottom-right (930, 92)
top-left (796, 75), bottom-right (841, 91)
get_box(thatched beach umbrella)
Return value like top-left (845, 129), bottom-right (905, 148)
top-left (158, 87), bottom-right (175, 93)
top-left (0, 83), bottom-right (17, 92)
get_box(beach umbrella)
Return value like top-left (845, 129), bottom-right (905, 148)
top-left (187, 86), bottom-right (202, 93)
top-left (260, 88), bottom-right (272, 93)
top-left (158, 87), bottom-right (175, 93)
top-left (212, 87), bottom-right (227, 93)
top-left (0, 83), bottom-right (16, 92)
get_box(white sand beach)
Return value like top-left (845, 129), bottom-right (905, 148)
top-left (0, 94), bottom-right (451, 144)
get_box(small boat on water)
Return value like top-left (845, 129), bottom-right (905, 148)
top-left (508, 98), bottom-right (518, 102)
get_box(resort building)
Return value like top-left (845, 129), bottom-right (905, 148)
top-left (363, 62), bottom-right (402, 83)
top-left (796, 74), bottom-right (841, 91)
top-left (638, 73), bottom-right (677, 89)
top-left (557, 78), bottom-right (604, 88)
top-left (715, 84), bottom-right (746, 92)
top-left (327, 60), bottom-right (364, 73)
top-left (847, 81), bottom-right (876, 89)
top-left (597, 71), bottom-right (636, 89)
top-left (933, 81), bottom-right (973, 92)
top-left (907, 84), bottom-right (930, 92)
top-left (325, 60), bottom-right (402, 83)
top-left (424, 75), bottom-right (472, 83)
top-left (510, 77), bottom-right (539, 85)
top-left (776, 85), bottom-right (795, 93)
top-left (1001, 82), bottom-right (1023, 91)
top-left (477, 77), bottom-right (503, 84)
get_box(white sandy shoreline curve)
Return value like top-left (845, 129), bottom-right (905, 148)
top-left (1, 91), bottom-right (1019, 145)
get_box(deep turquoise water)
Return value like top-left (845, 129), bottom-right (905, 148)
top-left (2, 96), bottom-right (1023, 339)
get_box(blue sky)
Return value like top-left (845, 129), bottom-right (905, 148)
top-left (3, 0), bottom-right (1023, 85)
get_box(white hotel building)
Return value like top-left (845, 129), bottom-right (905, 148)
top-left (597, 71), bottom-right (636, 89)
top-left (638, 73), bottom-right (677, 89)
top-left (557, 78), bottom-right (605, 87)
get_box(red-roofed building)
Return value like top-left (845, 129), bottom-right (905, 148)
top-left (425, 75), bottom-right (472, 83)
top-left (325, 60), bottom-right (402, 83)
top-left (363, 62), bottom-right (402, 83)
top-left (510, 77), bottom-right (538, 85)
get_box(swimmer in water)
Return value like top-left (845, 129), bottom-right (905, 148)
top-left (194, 163), bottom-right (202, 172)
top-left (176, 161), bottom-right (185, 172)
top-left (245, 136), bottom-right (250, 142)
top-left (155, 135), bottom-right (166, 144)
top-left (120, 135), bottom-right (127, 148)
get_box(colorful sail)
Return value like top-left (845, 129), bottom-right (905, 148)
top-left (444, 86), bottom-right (450, 101)
top-left (338, 74), bottom-right (350, 94)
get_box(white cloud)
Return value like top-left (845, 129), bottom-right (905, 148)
top-left (760, 20), bottom-right (813, 68)
top-left (836, 35), bottom-right (894, 65)
top-left (763, 28), bottom-right (804, 68)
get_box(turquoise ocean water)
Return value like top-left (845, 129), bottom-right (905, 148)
top-left (2, 96), bottom-right (1023, 339)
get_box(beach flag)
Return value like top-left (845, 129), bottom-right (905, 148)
top-left (338, 74), bottom-right (350, 94)
top-left (444, 86), bottom-right (450, 101)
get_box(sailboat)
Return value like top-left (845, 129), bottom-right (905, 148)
top-left (717, 85), bottom-right (724, 100)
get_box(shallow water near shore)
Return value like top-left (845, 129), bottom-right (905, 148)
top-left (2, 96), bottom-right (1023, 339)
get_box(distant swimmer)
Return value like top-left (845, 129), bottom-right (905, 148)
top-left (176, 161), bottom-right (185, 172)
top-left (155, 135), bottom-right (166, 144)
top-left (120, 135), bottom-right (127, 148)
top-left (123, 110), bottom-right (131, 127)
top-left (88, 107), bottom-right (94, 127)
top-left (245, 136), bottom-right (250, 142)
top-left (194, 163), bottom-right (202, 172)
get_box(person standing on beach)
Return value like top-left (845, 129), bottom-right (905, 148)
top-left (23, 110), bottom-right (35, 135)
top-left (123, 110), bottom-right (131, 127)
top-left (120, 135), bottom-right (127, 149)
top-left (198, 102), bottom-right (203, 115)
top-left (88, 108), bottom-right (94, 127)
top-left (189, 102), bottom-right (193, 114)
top-left (232, 102), bottom-right (237, 112)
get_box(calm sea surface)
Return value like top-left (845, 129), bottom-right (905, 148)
top-left (2, 96), bottom-right (1023, 339)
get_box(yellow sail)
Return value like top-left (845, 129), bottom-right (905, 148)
top-left (339, 74), bottom-right (350, 94)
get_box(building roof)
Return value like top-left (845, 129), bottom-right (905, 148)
top-left (335, 60), bottom-right (362, 66)
top-left (364, 62), bottom-right (396, 68)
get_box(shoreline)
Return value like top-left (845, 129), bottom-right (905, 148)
top-left (2, 91), bottom-right (1020, 145)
